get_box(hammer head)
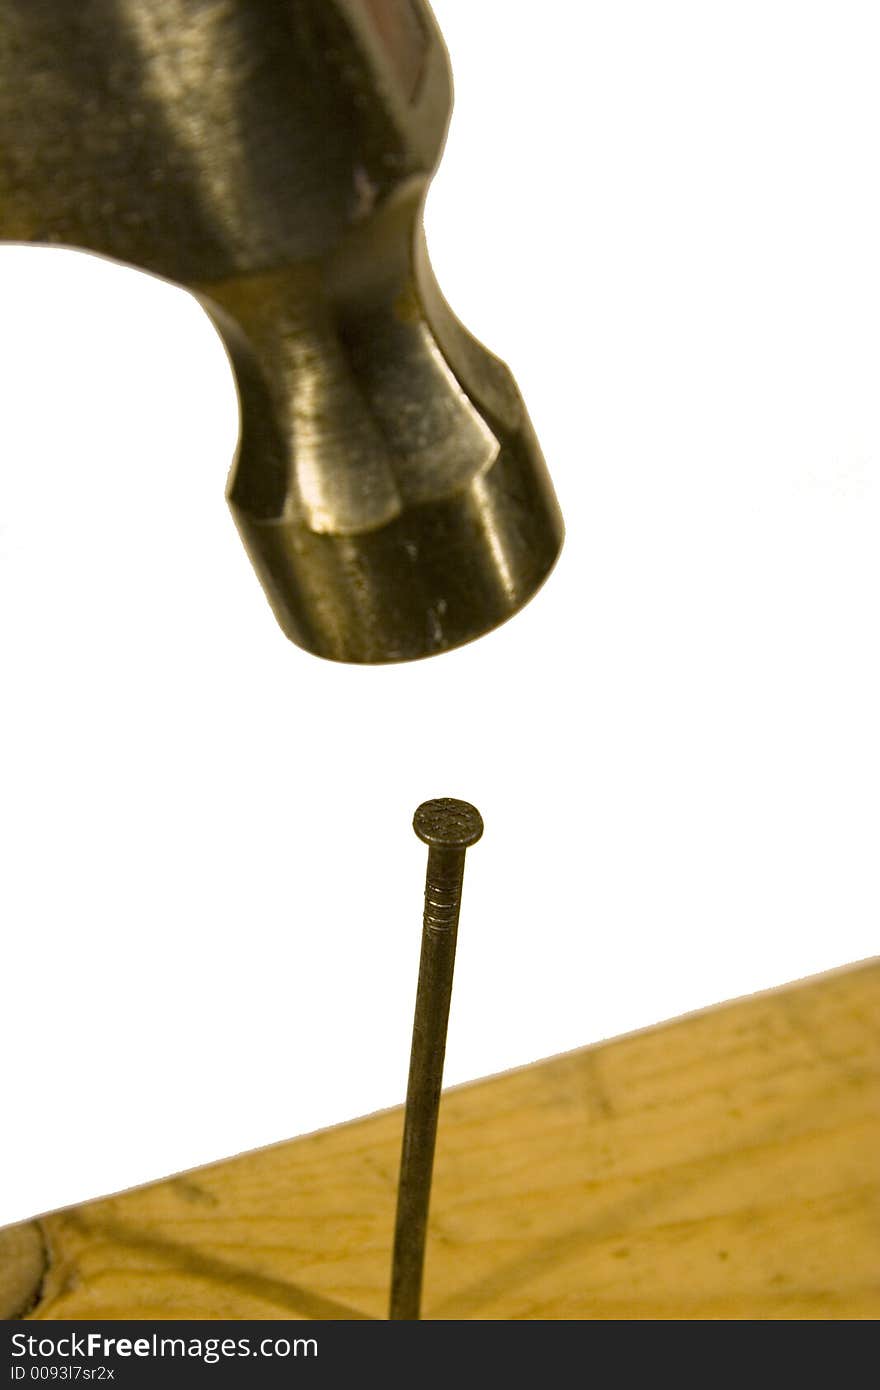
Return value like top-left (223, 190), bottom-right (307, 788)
top-left (0, 0), bottom-right (563, 662)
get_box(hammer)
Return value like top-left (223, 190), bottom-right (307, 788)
top-left (0, 0), bottom-right (563, 662)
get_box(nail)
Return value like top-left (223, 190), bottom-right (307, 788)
top-left (388, 797), bottom-right (484, 1321)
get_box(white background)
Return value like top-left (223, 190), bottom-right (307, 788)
top-left (1, 0), bottom-right (878, 1227)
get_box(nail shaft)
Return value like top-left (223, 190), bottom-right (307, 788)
top-left (389, 799), bottom-right (483, 1321)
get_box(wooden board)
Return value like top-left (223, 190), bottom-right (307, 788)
top-left (4, 960), bottom-right (878, 1320)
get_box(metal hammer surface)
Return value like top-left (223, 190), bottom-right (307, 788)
top-left (0, 0), bottom-right (563, 662)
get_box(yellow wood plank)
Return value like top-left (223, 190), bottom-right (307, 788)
top-left (4, 960), bottom-right (878, 1320)
top-left (0, 1225), bottom-right (44, 1321)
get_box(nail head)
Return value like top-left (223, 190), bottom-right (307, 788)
top-left (413, 798), bottom-right (484, 850)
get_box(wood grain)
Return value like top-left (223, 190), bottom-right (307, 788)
top-left (0, 1224), bottom-right (45, 1320)
top-left (4, 960), bottom-right (878, 1320)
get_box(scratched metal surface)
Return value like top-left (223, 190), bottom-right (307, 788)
top-left (0, 0), bottom-right (563, 661)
